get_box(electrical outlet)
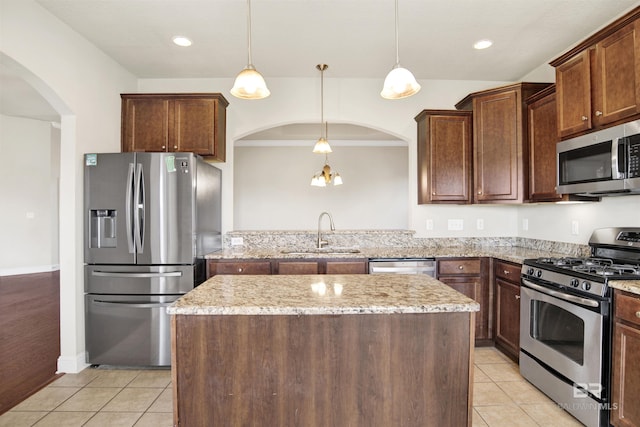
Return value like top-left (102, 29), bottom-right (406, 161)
top-left (571, 221), bottom-right (579, 235)
top-left (231, 237), bottom-right (244, 246)
top-left (426, 219), bottom-right (434, 230)
top-left (448, 219), bottom-right (463, 231)
top-left (476, 219), bottom-right (484, 230)
top-left (522, 218), bottom-right (529, 231)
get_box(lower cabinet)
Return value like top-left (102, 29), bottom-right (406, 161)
top-left (437, 257), bottom-right (490, 343)
top-left (207, 259), bottom-right (368, 278)
top-left (493, 260), bottom-right (521, 362)
top-left (611, 289), bottom-right (640, 427)
top-left (207, 260), bottom-right (272, 276)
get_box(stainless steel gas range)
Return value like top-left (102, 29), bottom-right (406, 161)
top-left (520, 227), bottom-right (640, 427)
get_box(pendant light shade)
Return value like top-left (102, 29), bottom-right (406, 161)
top-left (231, 0), bottom-right (270, 100)
top-left (381, 0), bottom-right (420, 99)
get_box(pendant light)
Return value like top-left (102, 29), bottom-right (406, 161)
top-left (313, 64), bottom-right (332, 154)
top-left (231, 0), bottom-right (270, 99)
top-left (380, 0), bottom-right (421, 99)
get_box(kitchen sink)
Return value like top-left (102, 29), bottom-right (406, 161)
top-left (280, 248), bottom-right (361, 255)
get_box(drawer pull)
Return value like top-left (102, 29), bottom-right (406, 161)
top-left (237, 267), bottom-right (243, 273)
top-left (636, 311), bottom-right (640, 318)
top-left (595, 111), bottom-right (603, 117)
top-left (503, 270), bottom-right (510, 275)
top-left (581, 115), bottom-right (588, 121)
top-left (458, 265), bottom-right (464, 270)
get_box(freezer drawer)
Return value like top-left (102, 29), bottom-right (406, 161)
top-left (85, 294), bottom-right (177, 366)
top-left (85, 264), bottom-right (202, 294)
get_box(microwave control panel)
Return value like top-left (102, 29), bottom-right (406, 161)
top-left (628, 135), bottom-right (640, 178)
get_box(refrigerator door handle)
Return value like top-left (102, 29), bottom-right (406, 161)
top-left (90, 270), bottom-right (183, 278)
top-left (133, 162), bottom-right (145, 254)
top-left (92, 300), bottom-right (175, 309)
top-left (125, 163), bottom-right (135, 253)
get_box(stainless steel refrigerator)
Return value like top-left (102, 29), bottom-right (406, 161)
top-left (83, 152), bottom-right (221, 366)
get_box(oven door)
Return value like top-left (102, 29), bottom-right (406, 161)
top-left (520, 279), bottom-right (605, 398)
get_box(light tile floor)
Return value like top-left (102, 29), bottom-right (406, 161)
top-left (1, 347), bottom-right (584, 426)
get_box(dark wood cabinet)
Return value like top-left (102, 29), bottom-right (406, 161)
top-left (437, 257), bottom-right (491, 342)
top-left (208, 258), bottom-right (368, 277)
top-left (552, 8), bottom-right (640, 139)
top-left (207, 260), bottom-right (272, 276)
top-left (493, 260), bottom-right (521, 362)
top-left (456, 83), bottom-right (551, 203)
top-left (414, 110), bottom-right (472, 204)
top-left (121, 93), bottom-right (228, 161)
top-left (526, 85), bottom-right (564, 202)
top-left (611, 289), bottom-right (640, 427)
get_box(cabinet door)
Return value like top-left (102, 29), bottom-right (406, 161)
top-left (417, 111), bottom-right (472, 203)
top-left (494, 278), bottom-right (520, 360)
top-left (171, 98), bottom-right (219, 157)
top-left (593, 20), bottom-right (640, 128)
top-left (276, 261), bottom-right (319, 275)
top-left (208, 260), bottom-right (271, 276)
top-left (556, 50), bottom-right (592, 138)
top-left (473, 89), bottom-right (521, 202)
top-left (439, 277), bottom-right (487, 340)
top-left (611, 319), bottom-right (640, 426)
top-left (527, 89), bottom-right (563, 202)
top-left (325, 261), bottom-right (367, 274)
top-left (122, 97), bottom-right (170, 152)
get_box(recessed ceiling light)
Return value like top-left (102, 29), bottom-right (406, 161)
top-left (172, 36), bottom-right (192, 47)
top-left (473, 39), bottom-right (493, 50)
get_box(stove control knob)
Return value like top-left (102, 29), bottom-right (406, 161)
top-left (570, 278), bottom-right (580, 287)
top-left (526, 268), bottom-right (534, 276)
top-left (582, 281), bottom-right (592, 291)
top-left (536, 270), bottom-right (543, 278)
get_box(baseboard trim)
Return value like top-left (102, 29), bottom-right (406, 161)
top-left (57, 352), bottom-right (89, 374)
top-left (0, 264), bottom-right (60, 277)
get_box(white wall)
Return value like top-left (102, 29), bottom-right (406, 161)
top-left (0, 115), bottom-right (59, 274)
top-left (1, 0), bottom-right (137, 373)
top-left (234, 145), bottom-right (408, 229)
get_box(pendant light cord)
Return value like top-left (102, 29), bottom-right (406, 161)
top-left (246, 0), bottom-right (253, 66)
top-left (394, 0), bottom-right (400, 66)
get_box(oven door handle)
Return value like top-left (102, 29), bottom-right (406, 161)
top-left (522, 278), bottom-right (599, 308)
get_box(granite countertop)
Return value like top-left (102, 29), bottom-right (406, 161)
top-left (609, 280), bottom-right (640, 296)
top-left (167, 274), bottom-right (480, 316)
top-left (206, 246), bottom-right (570, 266)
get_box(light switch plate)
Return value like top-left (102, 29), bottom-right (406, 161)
top-left (426, 219), bottom-right (434, 230)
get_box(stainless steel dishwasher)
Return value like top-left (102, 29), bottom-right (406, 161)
top-left (368, 258), bottom-right (436, 276)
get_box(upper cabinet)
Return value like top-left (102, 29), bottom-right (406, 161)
top-left (456, 83), bottom-right (551, 203)
top-left (121, 93), bottom-right (229, 161)
top-left (551, 8), bottom-right (640, 139)
top-left (415, 110), bottom-right (472, 204)
top-left (526, 85), bottom-right (564, 202)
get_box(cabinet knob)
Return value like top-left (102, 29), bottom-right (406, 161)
top-left (503, 270), bottom-right (510, 275)
top-left (595, 111), bottom-right (603, 117)
top-left (174, 145), bottom-right (178, 149)
top-left (238, 267), bottom-right (243, 273)
top-left (477, 190), bottom-right (482, 195)
top-left (162, 145), bottom-right (166, 149)
top-left (581, 115), bottom-right (588, 121)
top-left (458, 265), bottom-right (464, 270)
top-left (515, 295), bottom-right (521, 300)
top-left (432, 192), bottom-right (436, 196)
top-left (636, 311), bottom-right (640, 318)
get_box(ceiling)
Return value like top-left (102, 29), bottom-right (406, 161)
top-left (2, 0), bottom-right (638, 135)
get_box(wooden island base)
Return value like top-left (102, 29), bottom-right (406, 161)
top-left (172, 312), bottom-right (474, 427)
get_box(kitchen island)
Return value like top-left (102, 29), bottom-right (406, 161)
top-left (169, 274), bottom-right (479, 427)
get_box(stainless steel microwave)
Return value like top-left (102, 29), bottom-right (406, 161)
top-left (557, 119), bottom-right (640, 196)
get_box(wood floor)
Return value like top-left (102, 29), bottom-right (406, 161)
top-left (0, 271), bottom-right (61, 414)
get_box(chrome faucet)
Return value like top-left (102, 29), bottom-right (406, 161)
top-left (317, 211), bottom-right (335, 249)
